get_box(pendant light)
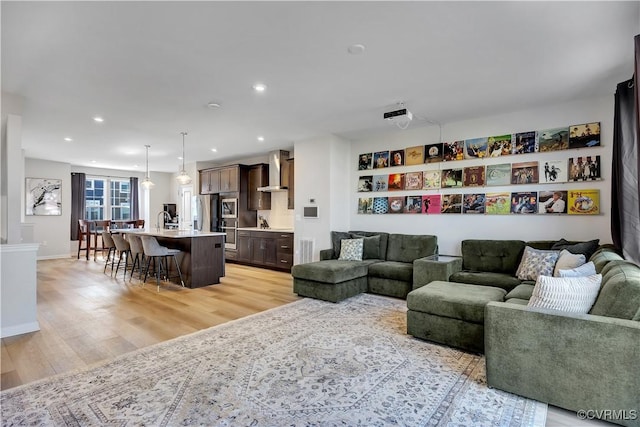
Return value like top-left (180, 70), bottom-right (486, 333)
top-left (141, 144), bottom-right (154, 190)
top-left (176, 131), bottom-right (192, 185)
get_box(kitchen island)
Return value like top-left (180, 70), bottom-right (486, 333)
top-left (119, 229), bottom-right (226, 288)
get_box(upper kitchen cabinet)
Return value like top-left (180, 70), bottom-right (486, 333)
top-left (200, 168), bottom-right (220, 194)
top-left (219, 166), bottom-right (239, 193)
top-left (248, 164), bottom-right (271, 210)
top-left (286, 158), bottom-right (294, 209)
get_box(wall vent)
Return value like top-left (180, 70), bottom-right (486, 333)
top-left (299, 238), bottom-right (314, 264)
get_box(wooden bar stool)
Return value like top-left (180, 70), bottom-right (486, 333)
top-left (77, 219), bottom-right (93, 260)
top-left (93, 220), bottom-right (111, 261)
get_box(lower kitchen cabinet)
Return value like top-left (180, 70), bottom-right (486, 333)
top-left (233, 230), bottom-right (293, 271)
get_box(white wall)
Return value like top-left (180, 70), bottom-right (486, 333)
top-left (1, 93), bottom-right (25, 244)
top-left (349, 95), bottom-right (613, 255)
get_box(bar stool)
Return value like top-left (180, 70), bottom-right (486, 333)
top-left (77, 219), bottom-right (93, 260)
top-left (93, 220), bottom-right (111, 261)
top-left (127, 234), bottom-right (146, 282)
top-left (140, 236), bottom-right (185, 292)
top-left (102, 231), bottom-right (117, 275)
top-left (111, 234), bottom-right (131, 279)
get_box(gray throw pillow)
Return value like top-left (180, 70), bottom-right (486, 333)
top-left (351, 233), bottom-right (381, 259)
top-left (551, 238), bottom-right (600, 260)
top-left (331, 231), bottom-right (352, 259)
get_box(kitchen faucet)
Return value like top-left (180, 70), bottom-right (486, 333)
top-left (157, 211), bottom-right (171, 231)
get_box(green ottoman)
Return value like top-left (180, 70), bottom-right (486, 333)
top-left (407, 280), bottom-right (506, 353)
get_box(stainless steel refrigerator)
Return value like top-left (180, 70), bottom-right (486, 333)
top-left (191, 195), bottom-right (212, 232)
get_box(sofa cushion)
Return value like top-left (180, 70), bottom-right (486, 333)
top-left (350, 233), bottom-right (381, 259)
top-left (590, 249), bottom-right (624, 273)
top-left (528, 274), bottom-right (602, 314)
top-left (291, 259), bottom-right (376, 283)
top-left (551, 238), bottom-right (600, 260)
top-left (504, 298), bottom-right (529, 306)
top-left (338, 238), bottom-right (363, 261)
top-left (461, 240), bottom-right (526, 275)
top-left (407, 281), bottom-right (506, 324)
top-left (330, 231), bottom-right (352, 259)
top-left (515, 246), bottom-right (559, 281)
top-left (505, 284), bottom-right (535, 301)
top-left (386, 234), bottom-right (437, 263)
top-left (449, 271), bottom-right (521, 292)
top-left (553, 250), bottom-right (586, 276)
top-left (349, 231), bottom-right (389, 260)
top-left (368, 261), bottom-right (413, 283)
top-left (589, 262), bottom-right (640, 320)
top-left (558, 261), bottom-right (596, 277)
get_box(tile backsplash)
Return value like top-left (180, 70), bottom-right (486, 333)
top-left (257, 191), bottom-right (294, 229)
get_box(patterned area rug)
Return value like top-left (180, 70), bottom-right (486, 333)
top-left (1, 294), bottom-right (547, 426)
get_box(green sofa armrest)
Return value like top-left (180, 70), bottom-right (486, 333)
top-left (319, 249), bottom-right (334, 261)
top-left (485, 302), bottom-right (640, 427)
top-left (412, 256), bottom-right (463, 290)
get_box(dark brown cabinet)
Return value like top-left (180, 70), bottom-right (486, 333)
top-left (251, 233), bottom-right (278, 267)
top-left (248, 164), bottom-right (271, 210)
top-left (286, 158), bottom-right (294, 210)
top-left (200, 169), bottom-right (220, 194)
top-left (276, 233), bottom-right (294, 269)
top-left (235, 231), bottom-right (292, 271)
top-left (219, 166), bottom-right (239, 193)
top-left (199, 166), bottom-right (239, 194)
top-left (237, 230), bottom-right (252, 262)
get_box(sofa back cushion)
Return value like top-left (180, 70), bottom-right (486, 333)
top-left (461, 240), bottom-right (526, 274)
top-left (589, 261), bottom-right (640, 320)
top-left (386, 234), bottom-right (437, 263)
top-left (349, 231), bottom-right (389, 260)
top-left (330, 231), bottom-right (352, 259)
top-left (589, 248), bottom-right (624, 273)
top-left (350, 233), bottom-right (381, 259)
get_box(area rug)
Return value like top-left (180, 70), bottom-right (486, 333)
top-left (1, 294), bottom-right (547, 426)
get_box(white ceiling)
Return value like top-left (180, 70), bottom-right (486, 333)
top-left (2, 1), bottom-right (638, 173)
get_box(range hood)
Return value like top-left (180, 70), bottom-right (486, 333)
top-left (257, 150), bottom-right (290, 192)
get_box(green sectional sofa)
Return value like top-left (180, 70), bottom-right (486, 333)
top-left (291, 231), bottom-right (437, 302)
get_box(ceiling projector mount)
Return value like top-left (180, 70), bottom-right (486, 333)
top-left (384, 103), bottom-right (413, 130)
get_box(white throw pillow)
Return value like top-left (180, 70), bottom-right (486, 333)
top-left (338, 238), bottom-right (364, 261)
top-left (527, 274), bottom-right (602, 313)
top-left (515, 246), bottom-right (560, 281)
top-left (553, 249), bottom-right (586, 277)
top-left (558, 261), bottom-right (597, 278)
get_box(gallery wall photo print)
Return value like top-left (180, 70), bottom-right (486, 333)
top-left (26, 178), bottom-right (62, 216)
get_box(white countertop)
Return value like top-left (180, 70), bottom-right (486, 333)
top-left (237, 227), bottom-right (294, 233)
top-left (118, 229), bottom-right (226, 239)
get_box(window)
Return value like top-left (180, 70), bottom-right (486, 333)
top-left (85, 177), bottom-right (131, 220)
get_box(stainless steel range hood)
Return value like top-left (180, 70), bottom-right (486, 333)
top-left (257, 150), bottom-right (290, 192)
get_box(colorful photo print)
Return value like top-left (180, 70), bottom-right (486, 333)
top-left (441, 194), bottom-right (462, 214)
top-left (357, 198), bottom-right (373, 214)
top-left (390, 149), bottom-right (405, 167)
top-left (486, 163), bottom-right (512, 186)
top-left (569, 122), bottom-right (600, 149)
top-left (358, 153), bottom-right (373, 170)
top-left (485, 192), bottom-right (511, 215)
top-left (404, 171), bottom-right (423, 190)
top-left (540, 160), bottom-right (568, 184)
top-left (388, 196), bottom-right (405, 214)
top-left (424, 143), bottom-right (444, 163)
top-left (538, 127), bottom-right (569, 152)
top-left (464, 137), bottom-right (488, 159)
top-left (568, 189), bottom-right (600, 215)
top-left (388, 173), bottom-right (405, 190)
top-left (357, 175), bottom-right (373, 192)
top-left (463, 193), bottom-right (486, 214)
top-left (511, 192), bottom-right (538, 214)
top-left (441, 168), bottom-right (463, 188)
top-left (405, 146), bottom-right (424, 165)
top-left (422, 194), bottom-right (442, 214)
top-left (538, 190), bottom-right (568, 214)
top-left (512, 131), bottom-right (538, 155)
top-left (511, 161), bottom-right (539, 185)
top-left (443, 141), bottom-right (464, 161)
top-left (423, 170), bottom-right (441, 189)
top-left (463, 166), bottom-right (486, 187)
top-left (488, 134), bottom-right (513, 157)
top-left (568, 156), bottom-right (601, 181)
top-left (372, 197), bottom-right (389, 214)
top-left (373, 175), bottom-right (388, 192)
top-left (405, 196), bottom-right (423, 213)
top-left (373, 151), bottom-right (389, 169)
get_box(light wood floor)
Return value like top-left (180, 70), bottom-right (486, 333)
top-left (0, 256), bottom-right (611, 426)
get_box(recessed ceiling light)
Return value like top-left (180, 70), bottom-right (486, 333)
top-left (91, 160), bottom-right (97, 163)
top-left (348, 44), bottom-right (366, 55)
top-left (257, 136), bottom-right (265, 142)
top-left (252, 83), bottom-right (267, 92)
top-left (211, 148), bottom-right (218, 152)
top-left (207, 102), bottom-right (221, 109)
top-left (64, 137), bottom-right (73, 142)
top-left (178, 156), bottom-right (183, 160)
top-left (133, 164), bottom-right (139, 168)
top-left (93, 116), bottom-right (104, 123)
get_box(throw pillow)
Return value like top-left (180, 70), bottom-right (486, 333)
top-left (338, 238), bottom-right (364, 261)
top-left (551, 238), bottom-right (600, 260)
top-left (527, 274), bottom-right (602, 313)
top-left (558, 261), bottom-right (597, 278)
top-left (351, 233), bottom-right (381, 259)
top-left (553, 249), bottom-right (586, 276)
top-left (330, 231), bottom-right (351, 259)
top-left (515, 246), bottom-right (560, 281)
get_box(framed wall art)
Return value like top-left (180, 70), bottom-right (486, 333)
top-left (26, 178), bottom-right (62, 216)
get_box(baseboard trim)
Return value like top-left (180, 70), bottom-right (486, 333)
top-left (38, 254), bottom-right (72, 260)
top-left (1, 321), bottom-right (40, 338)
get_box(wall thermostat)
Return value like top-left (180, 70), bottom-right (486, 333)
top-left (303, 206), bottom-right (319, 218)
